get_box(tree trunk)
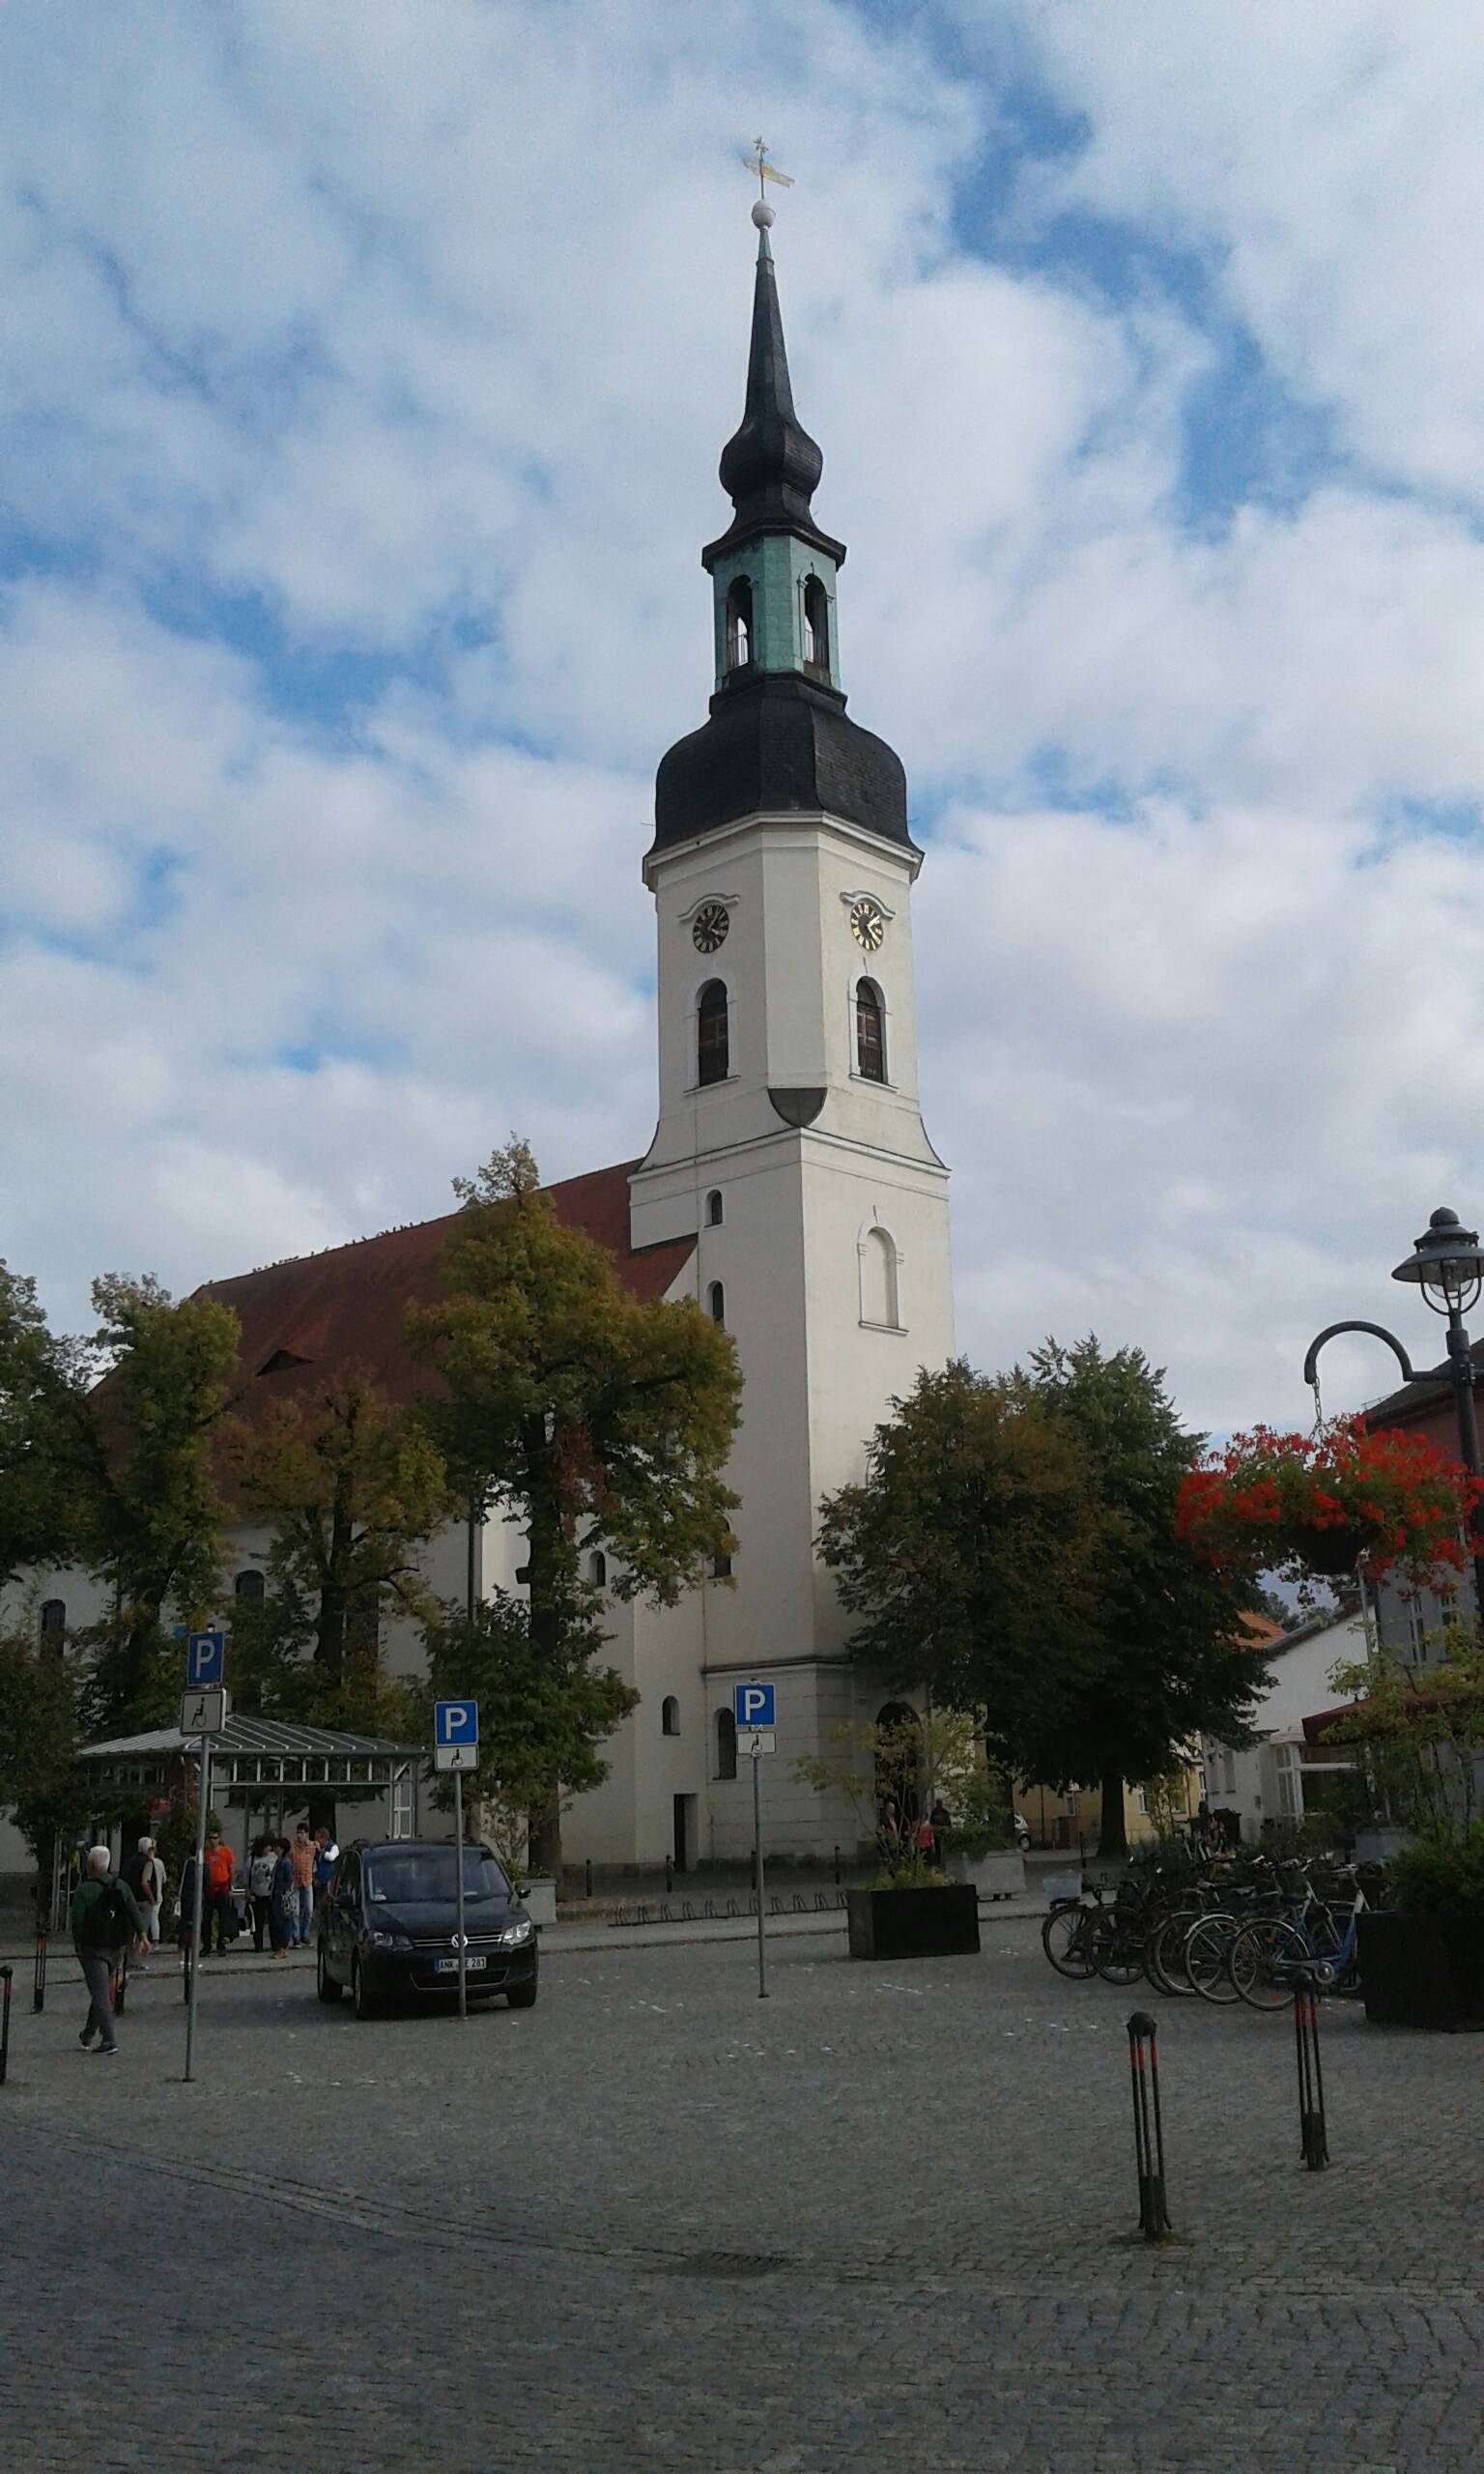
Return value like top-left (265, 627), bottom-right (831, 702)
top-left (522, 1420), bottom-right (567, 1880)
top-left (315, 1494), bottom-right (353, 1680)
top-left (1097, 1769), bottom-right (1129, 1861)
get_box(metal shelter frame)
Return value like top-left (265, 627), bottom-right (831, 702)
top-left (74, 1715), bottom-right (422, 1862)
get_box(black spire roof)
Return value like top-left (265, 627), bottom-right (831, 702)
top-left (652, 218), bottom-right (912, 858)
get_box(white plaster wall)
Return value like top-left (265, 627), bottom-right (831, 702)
top-left (1201, 1611), bottom-right (1367, 1839)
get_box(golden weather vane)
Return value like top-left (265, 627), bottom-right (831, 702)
top-left (741, 136), bottom-right (795, 201)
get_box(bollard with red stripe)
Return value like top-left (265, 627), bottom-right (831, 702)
top-left (1127, 2010), bottom-right (1172, 2240)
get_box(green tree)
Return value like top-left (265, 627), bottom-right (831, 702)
top-left (80, 1275), bottom-right (242, 1730)
top-left (417, 1595), bottom-right (639, 1880)
top-left (817, 1360), bottom-right (1099, 1788)
top-left (1014, 1338), bottom-right (1273, 1857)
top-left (224, 1373), bottom-right (456, 1730)
top-left (0, 1615), bottom-right (92, 1893)
top-left (0, 1262), bottom-right (93, 1587)
top-left (408, 1139), bottom-right (740, 1872)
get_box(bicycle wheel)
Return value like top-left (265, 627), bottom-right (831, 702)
top-left (1147, 1910), bottom-right (1199, 1997)
top-left (1042, 1904), bottom-right (1098, 1979)
top-left (1184, 1913), bottom-right (1241, 2004)
top-left (1230, 1916), bottom-right (1307, 2011)
top-left (1092, 1913), bottom-right (1146, 1986)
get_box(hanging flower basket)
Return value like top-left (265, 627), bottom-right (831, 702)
top-left (1176, 1419), bottom-right (1481, 1592)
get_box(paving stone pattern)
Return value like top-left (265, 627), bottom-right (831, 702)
top-left (2, 1919), bottom-right (1479, 2471)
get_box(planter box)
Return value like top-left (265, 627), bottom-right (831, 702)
top-left (846, 1884), bottom-right (981, 1962)
top-left (947, 1849), bottom-right (1026, 1899)
top-left (1357, 1907), bottom-right (1484, 2030)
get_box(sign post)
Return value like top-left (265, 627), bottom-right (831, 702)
top-left (182, 1633), bottom-right (226, 2085)
top-left (733, 1684), bottom-right (777, 2000)
top-left (434, 1701), bottom-right (479, 2022)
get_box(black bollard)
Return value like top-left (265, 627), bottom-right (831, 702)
top-left (665, 1854), bottom-right (673, 1896)
top-left (33, 1926), bottom-right (47, 2015)
top-left (1, 1964), bottom-right (12, 2085)
top-left (1294, 1971), bottom-right (1328, 2171)
top-left (833, 1842), bottom-right (841, 1887)
top-left (1127, 2011), bottom-right (1172, 2241)
top-left (585, 1858), bottom-right (593, 1900)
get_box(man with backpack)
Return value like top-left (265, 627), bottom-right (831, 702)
top-left (70, 1845), bottom-right (148, 2057)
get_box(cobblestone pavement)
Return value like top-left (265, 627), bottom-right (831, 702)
top-left (3, 1920), bottom-right (1480, 2472)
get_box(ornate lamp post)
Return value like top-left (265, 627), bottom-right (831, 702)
top-left (1303, 1206), bottom-right (1484, 1618)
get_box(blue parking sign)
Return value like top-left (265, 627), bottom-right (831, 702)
top-left (732, 1682), bottom-right (775, 1729)
top-left (435, 1699), bottom-right (479, 1748)
top-left (186, 1630), bottom-right (224, 1687)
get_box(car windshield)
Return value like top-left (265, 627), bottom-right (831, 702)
top-left (364, 1851), bottom-right (509, 1905)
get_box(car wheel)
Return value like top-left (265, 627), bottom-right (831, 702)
top-left (506, 1977), bottom-right (538, 2009)
top-left (316, 1945), bottom-right (342, 2004)
top-left (351, 1956), bottom-right (380, 2021)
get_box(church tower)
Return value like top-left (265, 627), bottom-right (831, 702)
top-left (630, 200), bottom-right (954, 1852)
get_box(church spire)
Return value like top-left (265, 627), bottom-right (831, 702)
top-left (717, 206), bottom-right (825, 533)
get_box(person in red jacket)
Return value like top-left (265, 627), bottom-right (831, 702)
top-left (200, 1828), bottom-right (236, 1956)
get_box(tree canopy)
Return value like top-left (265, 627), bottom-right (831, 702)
top-left (408, 1139), bottom-right (740, 1868)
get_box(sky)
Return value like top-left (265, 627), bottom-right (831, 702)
top-left (4, 0), bottom-right (1484, 1437)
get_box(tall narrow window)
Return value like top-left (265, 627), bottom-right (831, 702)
top-left (707, 1280), bottom-right (726, 1325)
top-left (234, 1570), bottom-right (265, 1603)
top-left (715, 1708), bottom-right (738, 1781)
top-left (726, 577), bottom-right (753, 671)
top-left (39, 1597), bottom-right (66, 1655)
top-left (706, 1189), bottom-right (724, 1226)
top-left (589, 1549), bottom-right (608, 1588)
top-left (861, 1225), bottom-right (900, 1329)
top-left (856, 979), bottom-right (886, 1082)
top-left (802, 575), bottom-right (830, 675)
top-left (661, 1696), bottom-right (680, 1738)
top-left (698, 980), bottom-right (729, 1085)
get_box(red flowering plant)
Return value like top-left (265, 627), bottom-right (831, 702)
top-left (1175, 1419), bottom-right (1483, 1595)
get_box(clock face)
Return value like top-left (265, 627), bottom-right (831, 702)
top-left (849, 897), bottom-right (886, 953)
top-left (692, 902), bottom-right (730, 956)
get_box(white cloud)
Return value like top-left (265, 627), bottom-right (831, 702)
top-left (3, 0), bottom-right (1484, 1446)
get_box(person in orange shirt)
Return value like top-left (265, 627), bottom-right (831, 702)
top-left (290, 1823), bottom-right (316, 1946)
top-left (200, 1828), bottom-right (237, 1956)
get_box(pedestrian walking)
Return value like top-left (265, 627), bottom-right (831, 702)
top-left (123, 1836), bottom-right (165, 1968)
top-left (290, 1824), bottom-right (315, 1946)
top-left (71, 1846), bottom-right (148, 2057)
top-left (200, 1828), bottom-right (236, 1955)
top-left (271, 1837), bottom-right (297, 1955)
top-left (247, 1835), bottom-right (277, 1951)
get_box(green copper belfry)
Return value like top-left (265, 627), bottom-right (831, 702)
top-left (703, 211), bottom-right (843, 693)
top-left (650, 206), bottom-right (911, 856)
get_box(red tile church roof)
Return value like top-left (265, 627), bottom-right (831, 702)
top-left (199, 1160), bottom-right (695, 1424)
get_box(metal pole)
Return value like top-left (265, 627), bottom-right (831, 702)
top-left (1443, 1309), bottom-right (1484, 1615)
top-left (752, 1746), bottom-right (767, 2000)
top-left (32, 1922), bottom-right (46, 2014)
top-left (184, 1737), bottom-right (211, 2084)
top-left (0, 1965), bottom-right (12, 2085)
top-left (454, 1767), bottom-right (468, 2023)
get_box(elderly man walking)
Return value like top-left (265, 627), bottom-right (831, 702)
top-left (70, 1846), bottom-right (148, 2057)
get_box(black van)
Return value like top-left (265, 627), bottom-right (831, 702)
top-left (316, 1840), bottom-right (538, 2020)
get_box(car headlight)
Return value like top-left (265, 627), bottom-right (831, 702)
top-left (367, 1928), bottom-right (412, 1950)
top-left (498, 1918), bottom-right (534, 1947)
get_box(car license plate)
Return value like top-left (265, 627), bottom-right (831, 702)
top-left (432, 1955), bottom-right (486, 1973)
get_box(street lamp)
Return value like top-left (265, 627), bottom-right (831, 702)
top-left (1302, 1204), bottom-right (1484, 1618)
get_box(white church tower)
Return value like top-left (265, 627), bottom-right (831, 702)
top-left (630, 200), bottom-right (955, 1851)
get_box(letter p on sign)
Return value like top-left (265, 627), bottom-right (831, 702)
top-left (733, 1683), bottom-right (775, 1729)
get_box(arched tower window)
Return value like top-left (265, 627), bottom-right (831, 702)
top-left (715, 1708), bottom-right (738, 1780)
top-left (726, 577), bottom-right (753, 671)
top-left (39, 1597), bottom-right (66, 1654)
top-left (234, 1570), bottom-right (265, 1603)
top-left (707, 1281), bottom-right (726, 1325)
top-left (589, 1549), bottom-right (608, 1588)
top-left (697, 980), bottom-right (729, 1086)
top-left (802, 574), bottom-right (830, 676)
top-left (706, 1189), bottom-right (724, 1226)
top-left (861, 1225), bottom-right (900, 1330)
top-left (661, 1695), bottom-right (680, 1738)
top-left (856, 979), bottom-right (886, 1083)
